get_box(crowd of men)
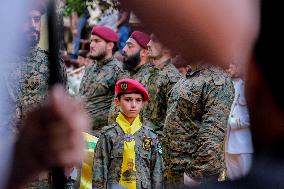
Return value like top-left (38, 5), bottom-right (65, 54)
top-left (2, 0), bottom-right (281, 189)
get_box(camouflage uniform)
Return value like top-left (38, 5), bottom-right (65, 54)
top-left (79, 57), bottom-right (128, 137)
top-left (163, 65), bottom-right (234, 183)
top-left (107, 63), bottom-right (156, 124)
top-left (4, 46), bottom-right (66, 132)
top-left (93, 123), bottom-right (164, 189)
top-left (3, 46), bottom-right (66, 188)
top-left (142, 59), bottom-right (182, 135)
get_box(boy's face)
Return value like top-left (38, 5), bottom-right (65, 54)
top-left (115, 93), bottom-right (144, 119)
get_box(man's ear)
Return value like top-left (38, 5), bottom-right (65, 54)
top-left (107, 42), bottom-right (114, 51)
top-left (140, 49), bottom-right (148, 59)
top-left (114, 97), bottom-right (120, 107)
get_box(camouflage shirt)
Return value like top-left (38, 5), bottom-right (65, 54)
top-left (93, 123), bottom-right (164, 189)
top-left (3, 46), bottom-right (66, 188)
top-left (107, 63), bottom-right (156, 125)
top-left (142, 59), bottom-right (182, 134)
top-left (163, 65), bottom-right (234, 182)
top-left (79, 57), bottom-right (128, 137)
top-left (3, 46), bottom-right (66, 132)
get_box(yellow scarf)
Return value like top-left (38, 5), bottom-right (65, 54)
top-left (80, 132), bottom-right (98, 189)
top-left (116, 112), bottom-right (142, 189)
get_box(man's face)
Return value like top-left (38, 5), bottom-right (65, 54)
top-left (23, 10), bottom-right (42, 47)
top-left (116, 93), bottom-right (144, 119)
top-left (147, 35), bottom-right (163, 59)
top-left (89, 35), bottom-right (108, 60)
top-left (226, 63), bottom-right (240, 78)
top-left (122, 38), bottom-right (142, 70)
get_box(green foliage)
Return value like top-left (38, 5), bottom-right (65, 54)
top-left (64, 0), bottom-right (119, 17)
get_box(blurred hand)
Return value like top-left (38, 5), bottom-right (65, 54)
top-left (8, 85), bottom-right (90, 188)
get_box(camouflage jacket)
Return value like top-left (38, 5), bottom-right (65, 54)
top-left (142, 59), bottom-right (182, 134)
top-left (163, 65), bottom-right (234, 182)
top-left (107, 63), bottom-right (156, 125)
top-left (93, 123), bottom-right (164, 189)
top-left (2, 46), bottom-right (66, 188)
top-left (79, 57), bottom-right (128, 137)
top-left (3, 46), bottom-right (66, 133)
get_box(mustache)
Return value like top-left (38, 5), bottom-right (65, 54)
top-left (26, 28), bottom-right (40, 35)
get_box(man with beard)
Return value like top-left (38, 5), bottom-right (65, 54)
top-left (3, 0), bottom-right (66, 132)
top-left (1, 1), bottom-right (67, 188)
top-left (108, 30), bottom-right (154, 124)
top-left (142, 34), bottom-right (182, 137)
top-left (79, 26), bottom-right (128, 137)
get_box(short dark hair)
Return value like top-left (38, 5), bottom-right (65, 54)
top-left (116, 92), bottom-right (144, 100)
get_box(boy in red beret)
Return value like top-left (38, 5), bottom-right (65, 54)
top-left (93, 79), bottom-right (164, 189)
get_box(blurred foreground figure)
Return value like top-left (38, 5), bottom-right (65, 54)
top-left (121, 0), bottom-right (259, 68)
top-left (4, 86), bottom-right (89, 189)
top-left (122, 0), bottom-right (284, 188)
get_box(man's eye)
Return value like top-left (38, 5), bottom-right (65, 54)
top-left (31, 16), bottom-right (41, 22)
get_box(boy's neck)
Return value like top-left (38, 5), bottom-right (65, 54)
top-left (122, 112), bottom-right (136, 125)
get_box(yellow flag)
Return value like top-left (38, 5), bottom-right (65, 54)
top-left (80, 132), bottom-right (98, 189)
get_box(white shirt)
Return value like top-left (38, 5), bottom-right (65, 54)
top-left (226, 79), bottom-right (253, 154)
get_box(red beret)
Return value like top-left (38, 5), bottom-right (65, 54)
top-left (115, 79), bottom-right (150, 101)
top-left (91, 26), bottom-right (119, 42)
top-left (130, 31), bottom-right (151, 49)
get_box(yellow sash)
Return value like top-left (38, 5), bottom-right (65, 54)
top-left (80, 132), bottom-right (98, 189)
top-left (116, 112), bottom-right (142, 189)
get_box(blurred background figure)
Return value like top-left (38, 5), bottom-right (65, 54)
top-left (225, 62), bottom-right (253, 180)
top-left (69, 0), bottom-right (90, 59)
top-left (116, 5), bottom-right (130, 53)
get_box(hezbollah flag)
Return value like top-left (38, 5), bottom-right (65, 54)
top-left (79, 132), bottom-right (98, 189)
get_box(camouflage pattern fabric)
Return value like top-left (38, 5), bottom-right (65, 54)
top-left (79, 57), bottom-right (128, 137)
top-left (142, 59), bottom-right (182, 136)
top-left (163, 65), bottom-right (234, 183)
top-left (93, 123), bottom-right (164, 189)
top-left (3, 46), bottom-right (66, 133)
top-left (3, 46), bottom-right (66, 188)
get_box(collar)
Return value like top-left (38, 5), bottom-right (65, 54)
top-left (116, 112), bottom-right (142, 135)
top-left (155, 58), bottom-right (171, 69)
top-left (186, 64), bottom-right (202, 77)
top-left (130, 63), bottom-right (152, 75)
top-left (96, 57), bottom-right (114, 67)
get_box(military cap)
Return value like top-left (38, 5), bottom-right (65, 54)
top-left (115, 79), bottom-right (150, 101)
top-left (130, 31), bottom-right (151, 49)
top-left (91, 26), bottom-right (119, 42)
